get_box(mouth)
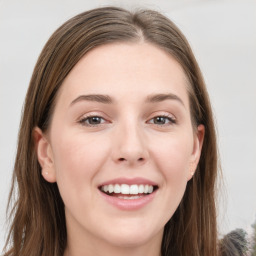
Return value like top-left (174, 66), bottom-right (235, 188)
top-left (99, 184), bottom-right (159, 200)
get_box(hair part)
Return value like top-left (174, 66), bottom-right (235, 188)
top-left (4, 6), bottom-right (219, 256)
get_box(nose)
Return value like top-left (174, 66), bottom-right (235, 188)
top-left (111, 123), bottom-right (149, 166)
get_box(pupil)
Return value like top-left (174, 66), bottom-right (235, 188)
top-left (154, 117), bottom-right (165, 124)
top-left (89, 117), bottom-right (101, 124)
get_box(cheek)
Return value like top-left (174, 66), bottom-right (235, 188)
top-left (151, 133), bottom-right (193, 176)
top-left (147, 133), bottom-right (193, 222)
top-left (51, 133), bottom-right (110, 199)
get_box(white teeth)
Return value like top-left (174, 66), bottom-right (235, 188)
top-left (114, 184), bottom-right (121, 193)
top-left (121, 184), bottom-right (130, 194)
top-left (100, 184), bottom-right (155, 195)
top-left (108, 184), bottom-right (114, 193)
top-left (130, 185), bottom-right (139, 195)
top-left (118, 195), bottom-right (143, 199)
top-left (138, 184), bottom-right (144, 193)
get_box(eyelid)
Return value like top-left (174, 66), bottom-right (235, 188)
top-left (77, 111), bottom-right (109, 121)
top-left (77, 112), bottom-right (111, 126)
top-left (146, 112), bottom-right (177, 126)
top-left (76, 111), bottom-right (177, 127)
top-left (79, 116), bottom-right (106, 125)
top-left (147, 111), bottom-right (176, 121)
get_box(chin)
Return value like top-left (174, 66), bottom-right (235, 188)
top-left (105, 233), bottom-right (152, 248)
top-left (99, 222), bottom-right (162, 248)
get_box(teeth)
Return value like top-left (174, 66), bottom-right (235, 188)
top-left (130, 185), bottom-right (139, 194)
top-left (114, 184), bottom-right (121, 193)
top-left (103, 185), bottom-right (108, 192)
top-left (118, 195), bottom-right (143, 199)
top-left (100, 184), bottom-right (155, 195)
top-left (148, 185), bottom-right (153, 193)
top-left (121, 184), bottom-right (130, 194)
top-left (108, 184), bottom-right (114, 193)
top-left (138, 184), bottom-right (144, 193)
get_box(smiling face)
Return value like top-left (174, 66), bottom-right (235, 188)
top-left (35, 42), bottom-right (204, 254)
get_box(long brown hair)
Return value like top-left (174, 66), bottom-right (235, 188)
top-left (4, 6), bottom-right (219, 256)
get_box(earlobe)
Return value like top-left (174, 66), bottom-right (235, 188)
top-left (33, 127), bottom-right (56, 183)
top-left (187, 124), bottom-right (205, 180)
top-left (41, 169), bottom-right (56, 183)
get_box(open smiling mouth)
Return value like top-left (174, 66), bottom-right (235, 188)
top-left (99, 184), bottom-right (159, 199)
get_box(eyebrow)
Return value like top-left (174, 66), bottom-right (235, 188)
top-left (146, 93), bottom-right (185, 106)
top-left (70, 93), bottom-right (185, 107)
top-left (70, 94), bottom-right (113, 106)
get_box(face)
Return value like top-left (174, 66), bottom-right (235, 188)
top-left (36, 42), bottom-right (204, 252)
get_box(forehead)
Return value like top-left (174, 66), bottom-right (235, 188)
top-left (57, 42), bottom-right (190, 106)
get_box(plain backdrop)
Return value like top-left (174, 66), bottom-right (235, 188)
top-left (1, 0), bottom-right (256, 250)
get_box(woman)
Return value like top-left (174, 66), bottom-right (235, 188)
top-left (2, 6), bottom-right (242, 256)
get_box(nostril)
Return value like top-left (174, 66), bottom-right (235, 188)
top-left (118, 157), bottom-right (144, 162)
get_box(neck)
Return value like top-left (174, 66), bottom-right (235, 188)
top-left (63, 225), bottom-right (163, 256)
top-left (64, 241), bottom-right (162, 256)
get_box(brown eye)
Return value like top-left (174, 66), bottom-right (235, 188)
top-left (148, 116), bottom-right (176, 126)
top-left (87, 116), bottom-right (102, 125)
top-left (154, 116), bottom-right (168, 125)
top-left (79, 116), bottom-right (106, 126)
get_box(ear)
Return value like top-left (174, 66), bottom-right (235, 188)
top-left (33, 127), bottom-right (56, 183)
top-left (187, 124), bottom-right (205, 181)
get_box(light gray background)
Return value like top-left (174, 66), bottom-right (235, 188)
top-left (1, 0), bottom-right (256, 250)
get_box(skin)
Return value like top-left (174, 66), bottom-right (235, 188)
top-left (35, 42), bottom-right (204, 256)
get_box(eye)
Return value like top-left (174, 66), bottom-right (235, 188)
top-left (148, 115), bottom-right (176, 126)
top-left (78, 115), bottom-right (107, 126)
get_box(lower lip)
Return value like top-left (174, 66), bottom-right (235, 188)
top-left (99, 190), bottom-right (157, 210)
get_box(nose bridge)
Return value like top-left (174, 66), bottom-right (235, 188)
top-left (112, 116), bottom-right (148, 165)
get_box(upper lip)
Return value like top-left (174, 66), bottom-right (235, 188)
top-left (98, 177), bottom-right (158, 187)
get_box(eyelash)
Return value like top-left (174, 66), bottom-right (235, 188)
top-left (78, 114), bottom-right (176, 127)
top-left (78, 115), bottom-right (107, 127)
top-left (147, 114), bottom-right (176, 126)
